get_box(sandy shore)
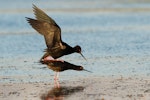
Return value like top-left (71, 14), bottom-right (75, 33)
top-left (1, 76), bottom-right (150, 100)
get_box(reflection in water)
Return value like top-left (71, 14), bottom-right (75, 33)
top-left (41, 82), bottom-right (84, 100)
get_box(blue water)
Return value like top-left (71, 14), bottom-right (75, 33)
top-left (0, 0), bottom-right (150, 83)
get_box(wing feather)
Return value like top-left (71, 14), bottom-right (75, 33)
top-left (26, 18), bottom-right (55, 48)
top-left (33, 5), bottom-right (62, 41)
top-left (33, 4), bottom-right (58, 26)
top-left (26, 5), bottom-right (63, 50)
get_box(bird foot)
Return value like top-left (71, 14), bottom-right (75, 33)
top-left (43, 56), bottom-right (54, 61)
top-left (42, 56), bottom-right (64, 62)
top-left (41, 56), bottom-right (64, 64)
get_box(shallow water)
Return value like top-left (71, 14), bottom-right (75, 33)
top-left (0, 0), bottom-right (150, 83)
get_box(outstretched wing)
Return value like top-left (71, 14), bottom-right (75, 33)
top-left (26, 18), bottom-right (61, 49)
top-left (33, 4), bottom-right (59, 28)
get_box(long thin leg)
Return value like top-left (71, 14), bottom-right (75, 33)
top-left (54, 72), bottom-right (60, 88)
top-left (54, 79), bottom-right (60, 88)
top-left (57, 72), bottom-right (59, 79)
top-left (54, 72), bottom-right (59, 80)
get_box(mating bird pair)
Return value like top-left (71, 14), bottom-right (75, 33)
top-left (26, 5), bottom-right (91, 80)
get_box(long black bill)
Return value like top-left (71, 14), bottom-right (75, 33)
top-left (80, 53), bottom-right (87, 61)
top-left (83, 69), bottom-right (92, 73)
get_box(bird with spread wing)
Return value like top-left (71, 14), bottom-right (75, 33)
top-left (26, 5), bottom-right (86, 62)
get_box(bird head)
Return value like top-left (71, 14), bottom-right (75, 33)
top-left (75, 66), bottom-right (92, 73)
top-left (74, 45), bottom-right (87, 61)
top-left (74, 45), bottom-right (81, 53)
top-left (76, 66), bottom-right (84, 71)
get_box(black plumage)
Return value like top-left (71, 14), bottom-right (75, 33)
top-left (40, 60), bottom-right (91, 80)
top-left (41, 60), bottom-right (91, 73)
top-left (41, 60), bottom-right (84, 72)
top-left (26, 5), bottom-right (86, 61)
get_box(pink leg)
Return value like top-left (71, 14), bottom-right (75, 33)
top-left (54, 72), bottom-right (59, 80)
top-left (43, 56), bottom-right (54, 61)
top-left (43, 56), bottom-right (64, 62)
top-left (54, 79), bottom-right (60, 88)
top-left (56, 59), bottom-right (64, 62)
top-left (54, 72), bottom-right (60, 88)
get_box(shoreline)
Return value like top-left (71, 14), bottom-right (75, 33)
top-left (1, 76), bottom-right (150, 100)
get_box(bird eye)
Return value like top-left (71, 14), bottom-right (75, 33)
top-left (80, 67), bottom-right (83, 70)
top-left (78, 48), bottom-right (81, 52)
top-left (78, 49), bottom-right (81, 52)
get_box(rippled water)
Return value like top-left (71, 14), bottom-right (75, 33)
top-left (0, 0), bottom-right (150, 83)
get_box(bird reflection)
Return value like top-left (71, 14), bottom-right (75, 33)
top-left (40, 84), bottom-right (84, 100)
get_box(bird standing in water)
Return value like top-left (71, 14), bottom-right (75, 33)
top-left (41, 60), bottom-right (91, 80)
top-left (26, 5), bottom-right (86, 62)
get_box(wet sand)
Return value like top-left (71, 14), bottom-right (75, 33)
top-left (1, 76), bottom-right (150, 100)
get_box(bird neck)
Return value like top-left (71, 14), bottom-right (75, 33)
top-left (64, 48), bottom-right (75, 55)
top-left (63, 42), bottom-right (75, 55)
